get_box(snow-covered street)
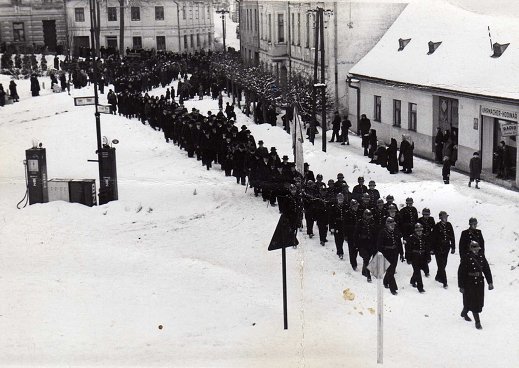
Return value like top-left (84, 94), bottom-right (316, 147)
top-left (0, 73), bottom-right (518, 367)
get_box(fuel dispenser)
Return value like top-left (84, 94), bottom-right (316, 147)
top-left (25, 147), bottom-right (49, 204)
top-left (98, 146), bottom-right (118, 205)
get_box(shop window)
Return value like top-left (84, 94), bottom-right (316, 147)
top-left (409, 103), bottom-right (417, 131)
top-left (374, 96), bottom-right (381, 122)
top-left (393, 99), bottom-right (401, 127)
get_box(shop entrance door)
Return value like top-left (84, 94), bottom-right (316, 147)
top-left (493, 119), bottom-right (517, 178)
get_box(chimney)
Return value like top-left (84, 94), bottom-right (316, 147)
top-left (492, 42), bottom-right (510, 58)
top-left (398, 38), bottom-right (411, 51)
top-left (427, 41), bottom-right (442, 55)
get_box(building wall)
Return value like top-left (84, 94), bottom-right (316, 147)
top-left (241, 1), bottom-right (406, 116)
top-left (0, 0), bottom-right (67, 51)
top-left (357, 79), bottom-right (519, 186)
top-left (65, 0), bottom-right (214, 53)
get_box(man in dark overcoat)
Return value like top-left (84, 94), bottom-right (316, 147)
top-left (432, 211), bottom-right (456, 288)
top-left (377, 217), bottom-right (404, 295)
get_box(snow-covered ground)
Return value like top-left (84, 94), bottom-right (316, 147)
top-left (0, 73), bottom-right (518, 367)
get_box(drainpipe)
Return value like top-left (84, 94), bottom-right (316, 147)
top-left (173, 1), bottom-right (182, 52)
top-left (333, 1), bottom-right (338, 109)
top-left (347, 76), bottom-right (360, 131)
top-left (287, 1), bottom-right (291, 85)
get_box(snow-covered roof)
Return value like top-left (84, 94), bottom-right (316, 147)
top-left (349, 0), bottom-right (519, 100)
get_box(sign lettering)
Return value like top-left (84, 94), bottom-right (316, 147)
top-left (480, 106), bottom-right (518, 121)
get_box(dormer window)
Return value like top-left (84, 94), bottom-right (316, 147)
top-left (398, 38), bottom-right (411, 51)
top-left (492, 42), bottom-right (509, 58)
top-left (427, 41), bottom-right (442, 55)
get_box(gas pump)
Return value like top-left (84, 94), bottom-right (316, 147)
top-left (98, 146), bottom-right (118, 205)
top-left (25, 146), bottom-right (49, 204)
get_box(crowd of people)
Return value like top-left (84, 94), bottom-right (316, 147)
top-left (1, 49), bottom-right (495, 329)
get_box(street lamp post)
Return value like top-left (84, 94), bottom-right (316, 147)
top-left (216, 9), bottom-right (229, 52)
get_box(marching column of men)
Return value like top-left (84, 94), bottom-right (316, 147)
top-left (105, 50), bottom-right (493, 329)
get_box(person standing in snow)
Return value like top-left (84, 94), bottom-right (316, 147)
top-left (442, 156), bottom-right (451, 184)
top-left (341, 115), bottom-right (352, 145)
top-left (329, 111), bottom-right (341, 142)
top-left (434, 127), bottom-right (444, 163)
top-left (9, 80), bottom-right (19, 102)
top-left (386, 138), bottom-right (399, 174)
top-left (398, 134), bottom-right (414, 173)
top-left (432, 211), bottom-right (456, 288)
top-left (358, 114), bottom-right (371, 155)
top-left (468, 152), bottom-right (482, 188)
top-left (458, 240), bottom-right (493, 329)
top-left (330, 193), bottom-right (348, 260)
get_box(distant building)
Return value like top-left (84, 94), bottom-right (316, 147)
top-left (65, 0), bottom-right (215, 55)
top-left (238, 0), bottom-right (406, 120)
top-left (349, 1), bottom-right (519, 188)
top-left (0, 0), bottom-right (67, 52)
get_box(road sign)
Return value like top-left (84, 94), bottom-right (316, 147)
top-left (367, 252), bottom-right (389, 279)
top-left (98, 105), bottom-right (111, 114)
top-left (74, 96), bottom-right (95, 106)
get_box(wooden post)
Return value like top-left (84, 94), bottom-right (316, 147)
top-left (282, 247), bottom-right (288, 330)
top-left (320, 9), bottom-right (326, 153)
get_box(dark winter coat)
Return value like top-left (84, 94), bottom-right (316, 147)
top-left (398, 139), bottom-right (414, 169)
top-left (354, 218), bottom-right (377, 258)
top-left (432, 221), bottom-right (455, 254)
top-left (459, 228), bottom-right (485, 259)
top-left (386, 139), bottom-right (399, 173)
top-left (399, 206), bottom-right (419, 238)
top-left (9, 81), bottom-right (18, 99)
top-left (377, 227), bottom-right (403, 262)
top-left (469, 156), bottom-right (482, 180)
top-left (458, 251), bottom-right (492, 313)
top-left (405, 232), bottom-right (430, 264)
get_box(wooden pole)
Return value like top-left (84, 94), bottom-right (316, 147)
top-left (377, 253), bottom-right (384, 364)
top-left (311, 11), bottom-right (319, 145)
top-left (282, 247), bottom-right (288, 330)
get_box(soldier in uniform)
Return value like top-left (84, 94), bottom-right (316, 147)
top-left (432, 211), bottom-right (456, 288)
top-left (458, 241), bottom-right (493, 329)
top-left (459, 217), bottom-right (485, 260)
top-left (377, 217), bottom-right (404, 295)
top-left (314, 186), bottom-right (331, 246)
top-left (400, 197), bottom-right (419, 241)
top-left (330, 193), bottom-right (348, 259)
top-left (367, 180), bottom-right (380, 208)
top-left (384, 194), bottom-right (399, 215)
top-left (302, 180), bottom-right (318, 238)
top-left (279, 184), bottom-right (304, 248)
top-left (406, 223), bottom-right (430, 293)
top-left (354, 209), bottom-right (377, 282)
top-left (345, 199), bottom-right (361, 270)
top-left (352, 176), bottom-right (368, 201)
top-left (315, 173), bottom-right (326, 189)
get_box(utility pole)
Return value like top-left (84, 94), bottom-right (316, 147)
top-left (119, 0), bottom-right (125, 55)
top-left (216, 9), bottom-right (230, 52)
top-left (307, 7), bottom-right (333, 152)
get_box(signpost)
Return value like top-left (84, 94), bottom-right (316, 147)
top-left (367, 252), bottom-right (390, 364)
top-left (98, 105), bottom-right (111, 114)
top-left (268, 214), bottom-right (298, 330)
top-left (74, 96), bottom-right (96, 106)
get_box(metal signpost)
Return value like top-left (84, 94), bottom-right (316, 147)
top-left (74, 96), bottom-right (96, 106)
top-left (367, 252), bottom-right (390, 364)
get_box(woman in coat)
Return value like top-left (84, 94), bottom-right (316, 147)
top-left (9, 80), bottom-right (19, 102)
top-left (30, 75), bottom-right (40, 96)
top-left (458, 241), bottom-right (493, 329)
top-left (386, 138), bottom-right (399, 174)
top-left (398, 134), bottom-right (414, 173)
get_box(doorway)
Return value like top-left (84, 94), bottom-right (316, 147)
top-left (42, 20), bottom-right (57, 51)
top-left (492, 119), bottom-right (517, 177)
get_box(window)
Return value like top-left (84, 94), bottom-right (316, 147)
top-left (374, 96), bottom-right (381, 122)
top-left (190, 34), bottom-right (194, 48)
top-left (75, 8), bottom-right (85, 22)
top-left (208, 32), bottom-right (212, 46)
top-left (260, 13), bottom-right (263, 39)
top-left (291, 14), bottom-right (295, 45)
top-left (268, 14), bottom-right (272, 42)
top-left (156, 36), bottom-right (166, 51)
top-left (184, 35), bottom-right (188, 49)
top-left (297, 13), bottom-right (301, 46)
top-left (132, 36), bottom-right (142, 49)
top-left (409, 103), bottom-right (417, 131)
top-left (306, 13), bottom-right (310, 47)
top-left (255, 9), bottom-right (258, 32)
top-left (155, 6), bottom-right (164, 21)
top-left (107, 7), bottom-right (117, 22)
top-left (277, 14), bottom-right (284, 43)
top-left (13, 22), bottom-right (25, 42)
top-left (196, 34), bottom-right (200, 47)
top-left (195, 4), bottom-right (199, 19)
top-left (393, 99), bottom-right (401, 127)
top-left (182, 6), bottom-right (186, 20)
top-left (131, 7), bottom-right (140, 21)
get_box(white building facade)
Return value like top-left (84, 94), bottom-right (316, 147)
top-left (349, 1), bottom-right (519, 188)
top-left (65, 0), bottom-right (215, 55)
